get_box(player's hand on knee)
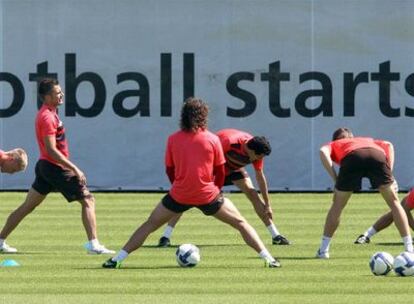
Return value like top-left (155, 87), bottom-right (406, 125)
top-left (73, 167), bottom-right (87, 185)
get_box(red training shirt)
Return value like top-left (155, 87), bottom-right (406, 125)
top-left (217, 129), bottom-right (263, 175)
top-left (327, 137), bottom-right (389, 165)
top-left (165, 129), bottom-right (225, 205)
top-left (35, 104), bottom-right (69, 166)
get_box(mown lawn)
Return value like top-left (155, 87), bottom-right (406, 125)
top-left (0, 192), bottom-right (412, 304)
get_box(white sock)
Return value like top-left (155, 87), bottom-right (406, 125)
top-left (112, 249), bottom-right (129, 262)
top-left (365, 227), bottom-right (377, 238)
top-left (0, 238), bottom-right (4, 246)
top-left (403, 236), bottom-right (413, 253)
top-left (267, 224), bottom-right (280, 238)
top-left (259, 249), bottom-right (275, 263)
top-left (319, 236), bottom-right (331, 253)
top-left (162, 225), bottom-right (175, 239)
top-left (89, 239), bottom-right (100, 248)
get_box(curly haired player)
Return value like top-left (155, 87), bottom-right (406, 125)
top-left (103, 98), bottom-right (281, 268)
top-left (157, 129), bottom-right (290, 248)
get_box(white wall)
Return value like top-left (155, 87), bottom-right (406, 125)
top-left (1, 0), bottom-right (414, 190)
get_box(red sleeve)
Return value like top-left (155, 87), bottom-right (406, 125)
top-left (252, 158), bottom-right (264, 170)
top-left (166, 166), bottom-right (175, 184)
top-left (213, 137), bottom-right (226, 166)
top-left (165, 136), bottom-right (174, 167)
top-left (326, 142), bottom-right (339, 164)
top-left (213, 163), bottom-right (225, 189)
top-left (374, 140), bottom-right (391, 159)
top-left (219, 136), bottom-right (230, 154)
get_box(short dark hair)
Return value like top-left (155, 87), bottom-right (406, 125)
top-left (247, 136), bottom-right (272, 155)
top-left (38, 78), bottom-right (59, 99)
top-left (180, 97), bottom-right (209, 132)
top-left (332, 127), bottom-right (354, 141)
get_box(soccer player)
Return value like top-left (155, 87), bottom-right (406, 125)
top-left (0, 78), bottom-right (114, 254)
top-left (102, 98), bottom-right (281, 268)
top-left (0, 148), bottom-right (28, 174)
top-left (355, 189), bottom-right (414, 244)
top-left (316, 127), bottom-right (413, 258)
top-left (157, 129), bottom-right (290, 247)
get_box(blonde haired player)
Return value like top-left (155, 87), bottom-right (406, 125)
top-left (0, 148), bottom-right (28, 174)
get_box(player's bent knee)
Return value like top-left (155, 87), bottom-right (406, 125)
top-left (236, 221), bottom-right (254, 234)
top-left (229, 215), bottom-right (248, 229)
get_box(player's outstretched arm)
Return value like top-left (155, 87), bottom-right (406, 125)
top-left (374, 140), bottom-right (395, 170)
top-left (320, 145), bottom-right (336, 182)
top-left (255, 169), bottom-right (272, 218)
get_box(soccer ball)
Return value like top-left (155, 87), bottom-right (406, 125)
top-left (393, 252), bottom-right (414, 276)
top-left (369, 252), bottom-right (394, 275)
top-left (175, 243), bottom-right (200, 267)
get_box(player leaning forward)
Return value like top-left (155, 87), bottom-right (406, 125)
top-left (157, 128), bottom-right (290, 247)
top-left (103, 97), bottom-right (281, 268)
top-left (316, 127), bottom-right (413, 258)
top-left (0, 78), bottom-right (114, 254)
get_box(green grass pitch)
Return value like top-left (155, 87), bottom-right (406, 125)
top-left (0, 192), bottom-right (412, 304)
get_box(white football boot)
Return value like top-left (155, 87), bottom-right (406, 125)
top-left (85, 242), bottom-right (115, 255)
top-left (0, 241), bottom-right (17, 253)
top-left (315, 249), bottom-right (330, 259)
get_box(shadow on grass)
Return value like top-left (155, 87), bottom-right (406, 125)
top-left (80, 265), bottom-right (180, 270)
top-left (142, 243), bottom-right (245, 249)
top-left (376, 242), bottom-right (403, 246)
top-left (141, 245), bottom-right (178, 249)
top-left (75, 265), bottom-right (255, 270)
top-left (274, 256), bottom-right (320, 260)
top-left (0, 251), bottom-right (57, 255)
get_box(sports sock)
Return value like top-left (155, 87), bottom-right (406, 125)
top-left (0, 238), bottom-right (4, 246)
top-left (162, 225), bottom-right (174, 239)
top-left (267, 224), bottom-right (280, 238)
top-left (319, 236), bottom-right (331, 253)
top-left (365, 226), bottom-right (377, 238)
top-left (89, 239), bottom-right (100, 248)
top-left (403, 236), bottom-right (413, 253)
top-left (112, 249), bottom-right (129, 262)
top-left (259, 249), bottom-right (275, 263)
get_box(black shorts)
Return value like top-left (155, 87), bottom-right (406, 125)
top-left (224, 168), bottom-right (249, 186)
top-left (161, 193), bottom-right (224, 216)
top-left (336, 148), bottom-right (394, 191)
top-left (32, 160), bottom-right (92, 202)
